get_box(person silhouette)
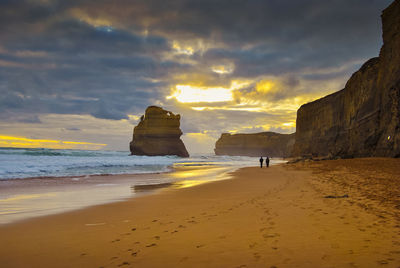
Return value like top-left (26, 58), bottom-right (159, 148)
top-left (259, 157), bottom-right (263, 168)
top-left (266, 156), bottom-right (270, 167)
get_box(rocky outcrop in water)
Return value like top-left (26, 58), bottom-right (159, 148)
top-left (214, 132), bottom-right (295, 157)
top-left (130, 106), bottom-right (189, 157)
top-left (292, 0), bottom-right (400, 158)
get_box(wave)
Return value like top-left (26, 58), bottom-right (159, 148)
top-left (0, 147), bottom-right (285, 179)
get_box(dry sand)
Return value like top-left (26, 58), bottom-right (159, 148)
top-left (0, 158), bottom-right (399, 267)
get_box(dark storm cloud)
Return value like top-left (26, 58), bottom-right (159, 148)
top-left (0, 0), bottom-right (393, 123)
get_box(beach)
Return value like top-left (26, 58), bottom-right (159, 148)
top-left (0, 158), bottom-right (399, 267)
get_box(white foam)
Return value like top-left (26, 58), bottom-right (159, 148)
top-left (0, 148), bottom-right (285, 179)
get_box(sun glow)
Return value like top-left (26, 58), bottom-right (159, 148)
top-left (0, 135), bottom-right (107, 150)
top-left (212, 64), bottom-right (234, 74)
top-left (167, 85), bottom-right (233, 103)
top-left (172, 41), bottom-right (194, 55)
top-left (167, 80), bottom-right (251, 104)
top-left (282, 122), bottom-right (295, 127)
top-left (256, 80), bottom-right (275, 93)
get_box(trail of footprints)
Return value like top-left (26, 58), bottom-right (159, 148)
top-left (95, 197), bottom-right (260, 267)
top-left (92, 182), bottom-right (400, 268)
top-left (93, 190), bottom-right (288, 267)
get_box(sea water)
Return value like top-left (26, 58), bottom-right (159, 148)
top-left (0, 147), bottom-right (285, 224)
top-left (0, 147), bottom-right (283, 179)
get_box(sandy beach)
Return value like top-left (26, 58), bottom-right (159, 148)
top-left (0, 158), bottom-right (399, 267)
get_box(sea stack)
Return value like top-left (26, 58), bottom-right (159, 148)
top-left (292, 0), bottom-right (400, 158)
top-left (130, 106), bottom-right (189, 157)
top-left (214, 132), bottom-right (295, 157)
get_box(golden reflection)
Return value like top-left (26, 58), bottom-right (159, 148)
top-left (0, 135), bottom-right (107, 150)
top-left (166, 165), bottom-right (232, 189)
top-left (169, 165), bottom-right (214, 179)
top-left (174, 180), bottom-right (207, 189)
top-left (0, 193), bottom-right (57, 203)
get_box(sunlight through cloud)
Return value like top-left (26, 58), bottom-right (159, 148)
top-left (167, 85), bottom-right (233, 103)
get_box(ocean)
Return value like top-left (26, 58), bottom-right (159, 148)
top-left (0, 147), bottom-right (283, 179)
top-left (0, 147), bottom-right (285, 224)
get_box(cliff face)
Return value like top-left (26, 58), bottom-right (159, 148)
top-left (214, 132), bottom-right (295, 157)
top-left (130, 106), bottom-right (189, 157)
top-left (293, 0), bottom-right (400, 158)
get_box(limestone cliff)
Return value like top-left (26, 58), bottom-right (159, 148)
top-left (214, 132), bottom-right (295, 157)
top-left (293, 0), bottom-right (400, 158)
top-left (130, 106), bottom-right (189, 157)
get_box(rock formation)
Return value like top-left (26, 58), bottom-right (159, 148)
top-left (130, 106), bottom-right (189, 157)
top-left (292, 0), bottom-right (400, 158)
top-left (214, 132), bottom-right (295, 157)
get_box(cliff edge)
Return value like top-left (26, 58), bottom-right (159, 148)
top-left (293, 0), bottom-right (400, 158)
top-left (130, 106), bottom-right (189, 157)
top-left (215, 132), bottom-right (295, 157)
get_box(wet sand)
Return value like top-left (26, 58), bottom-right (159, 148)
top-left (0, 165), bottom-right (234, 224)
top-left (0, 158), bottom-right (399, 267)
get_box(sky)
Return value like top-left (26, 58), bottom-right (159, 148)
top-left (0, 0), bottom-right (392, 153)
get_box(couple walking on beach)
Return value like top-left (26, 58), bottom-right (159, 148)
top-left (259, 156), bottom-right (269, 168)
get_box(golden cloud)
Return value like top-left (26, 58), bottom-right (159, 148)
top-left (0, 135), bottom-right (107, 150)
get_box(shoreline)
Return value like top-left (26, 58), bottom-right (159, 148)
top-left (0, 164), bottom-right (240, 225)
top-left (0, 158), bottom-right (399, 267)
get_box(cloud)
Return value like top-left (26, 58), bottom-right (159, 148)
top-left (0, 0), bottom-right (393, 152)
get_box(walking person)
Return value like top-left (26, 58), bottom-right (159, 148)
top-left (259, 156), bottom-right (263, 168)
top-left (266, 156), bottom-right (270, 167)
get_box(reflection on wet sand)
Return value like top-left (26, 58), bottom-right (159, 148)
top-left (168, 165), bottom-right (234, 188)
top-left (0, 164), bottom-right (237, 224)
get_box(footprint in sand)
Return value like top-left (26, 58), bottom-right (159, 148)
top-left (249, 242), bottom-right (257, 249)
top-left (377, 260), bottom-right (389, 265)
top-left (154, 236), bottom-right (160, 240)
top-left (131, 251), bottom-right (140, 257)
top-left (180, 257), bottom-right (189, 262)
top-left (146, 243), bottom-right (157, 247)
top-left (171, 230), bottom-right (179, 234)
top-left (263, 233), bottom-right (278, 239)
top-left (253, 253), bottom-right (261, 261)
top-left (196, 244), bottom-right (205, 248)
top-left (111, 239), bottom-right (120, 243)
top-left (321, 254), bottom-right (330, 260)
top-left (118, 261), bottom-right (130, 266)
